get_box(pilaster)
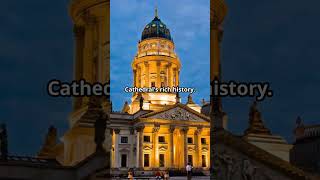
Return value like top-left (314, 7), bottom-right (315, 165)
top-left (114, 129), bottom-right (120, 168)
top-left (169, 125), bottom-right (175, 168)
top-left (152, 124), bottom-right (160, 168)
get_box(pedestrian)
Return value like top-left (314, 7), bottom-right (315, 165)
top-left (128, 171), bottom-right (133, 180)
top-left (164, 171), bottom-right (170, 180)
top-left (155, 170), bottom-right (161, 180)
top-left (186, 162), bottom-right (193, 180)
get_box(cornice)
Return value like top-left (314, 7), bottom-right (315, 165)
top-left (69, 0), bottom-right (109, 23)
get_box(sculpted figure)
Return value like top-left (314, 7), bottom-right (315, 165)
top-left (242, 159), bottom-right (255, 180)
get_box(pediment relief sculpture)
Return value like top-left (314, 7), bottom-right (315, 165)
top-left (152, 107), bottom-right (200, 121)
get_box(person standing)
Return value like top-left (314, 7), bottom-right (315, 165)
top-left (128, 171), bottom-right (133, 180)
top-left (155, 171), bottom-right (161, 180)
top-left (164, 171), bottom-right (170, 180)
top-left (186, 163), bottom-right (193, 180)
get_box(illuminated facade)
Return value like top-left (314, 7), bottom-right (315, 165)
top-left (129, 12), bottom-right (181, 114)
top-left (108, 10), bottom-right (210, 174)
top-left (53, 7), bottom-right (210, 174)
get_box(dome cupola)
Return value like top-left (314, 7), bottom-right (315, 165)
top-left (141, 8), bottom-right (173, 42)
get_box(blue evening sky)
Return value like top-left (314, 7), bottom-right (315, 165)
top-left (110, 0), bottom-right (210, 110)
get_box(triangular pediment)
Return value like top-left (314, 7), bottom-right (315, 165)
top-left (141, 103), bottom-right (210, 122)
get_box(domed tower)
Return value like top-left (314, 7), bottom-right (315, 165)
top-left (129, 9), bottom-right (181, 113)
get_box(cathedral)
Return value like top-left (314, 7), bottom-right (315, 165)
top-left (64, 8), bottom-right (212, 175)
top-left (0, 0), bottom-right (319, 179)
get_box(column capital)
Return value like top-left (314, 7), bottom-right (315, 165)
top-left (195, 126), bottom-right (203, 135)
top-left (136, 125), bottom-right (145, 132)
top-left (81, 11), bottom-right (97, 26)
top-left (73, 25), bottom-right (85, 37)
top-left (152, 124), bottom-right (160, 133)
top-left (180, 127), bottom-right (189, 134)
top-left (156, 61), bottom-right (161, 66)
top-left (130, 127), bottom-right (135, 135)
top-left (169, 125), bottom-right (175, 133)
top-left (114, 129), bottom-right (120, 134)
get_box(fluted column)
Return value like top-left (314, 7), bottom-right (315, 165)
top-left (133, 69), bottom-right (137, 96)
top-left (110, 129), bottom-right (114, 168)
top-left (167, 63), bottom-right (172, 87)
top-left (133, 69), bottom-right (137, 87)
top-left (169, 125), bottom-right (175, 168)
top-left (176, 69), bottom-right (180, 86)
top-left (129, 128), bottom-right (135, 168)
top-left (173, 68), bottom-right (176, 86)
top-left (114, 129), bottom-right (120, 168)
top-left (137, 66), bottom-right (141, 87)
top-left (144, 62), bottom-right (149, 87)
top-left (136, 126), bottom-right (145, 168)
top-left (156, 62), bottom-right (161, 87)
top-left (152, 124), bottom-right (160, 168)
top-left (72, 25), bottom-right (85, 110)
top-left (82, 15), bottom-right (97, 83)
top-left (194, 127), bottom-right (203, 168)
top-left (180, 127), bottom-right (189, 167)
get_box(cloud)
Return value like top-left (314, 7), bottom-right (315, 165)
top-left (111, 0), bottom-right (210, 110)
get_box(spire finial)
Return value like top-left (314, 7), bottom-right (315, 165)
top-left (155, 5), bottom-right (158, 18)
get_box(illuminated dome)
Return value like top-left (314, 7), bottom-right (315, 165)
top-left (141, 11), bottom-right (173, 42)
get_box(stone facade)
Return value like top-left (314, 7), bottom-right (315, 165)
top-left (109, 104), bottom-right (211, 174)
top-left (291, 118), bottom-right (320, 176)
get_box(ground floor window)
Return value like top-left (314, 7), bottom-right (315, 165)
top-left (121, 154), bottom-right (127, 167)
top-left (201, 138), bottom-right (207, 145)
top-left (159, 154), bottom-right (165, 167)
top-left (188, 155), bottom-right (193, 166)
top-left (144, 154), bottom-right (150, 167)
top-left (144, 136), bottom-right (151, 142)
top-left (202, 155), bottom-right (207, 167)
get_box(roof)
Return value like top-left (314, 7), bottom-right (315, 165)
top-left (140, 103), bottom-right (210, 122)
top-left (0, 155), bottom-right (61, 168)
top-left (141, 15), bottom-right (173, 42)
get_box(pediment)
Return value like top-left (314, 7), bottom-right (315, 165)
top-left (141, 104), bottom-right (209, 122)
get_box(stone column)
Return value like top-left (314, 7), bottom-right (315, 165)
top-left (72, 25), bottom-right (85, 110)
top-left (177, 70), bottom-right (180, 86)
top-left (129, 128), bottom-right (135, 168)
top-left (137, 66), bottom-right (141, 87)
top-left (73, 25), bottom-right (85, 81)
top-left (144, 62), bottom-right (149, 87)
top-left (110, 129), bottom-right (114, 168)
top-left (133, 69), bottom-right (137, 96)
top-left (152, 124), bottom-right (160, 168)
top-left (194, 127), bottom-right (203, 168)
top-left (114, 129), bottom-right (120, 168)
top-left (169, 125), bottom-right (175, 168)
top-left (156, 62), bottom-right (161, 87)
top-left (136, 126), bottom-right (145, 169)
top-left (82, 14), bottom-right (97, 83)
top-left (180, 127), bottom-right (189, 167)
top-left (173, 68), bottom-right (177, 87)
top-left (133, 69), bottom-right (137, 87)
top-left (167, 63), bottom-right (172, 87)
